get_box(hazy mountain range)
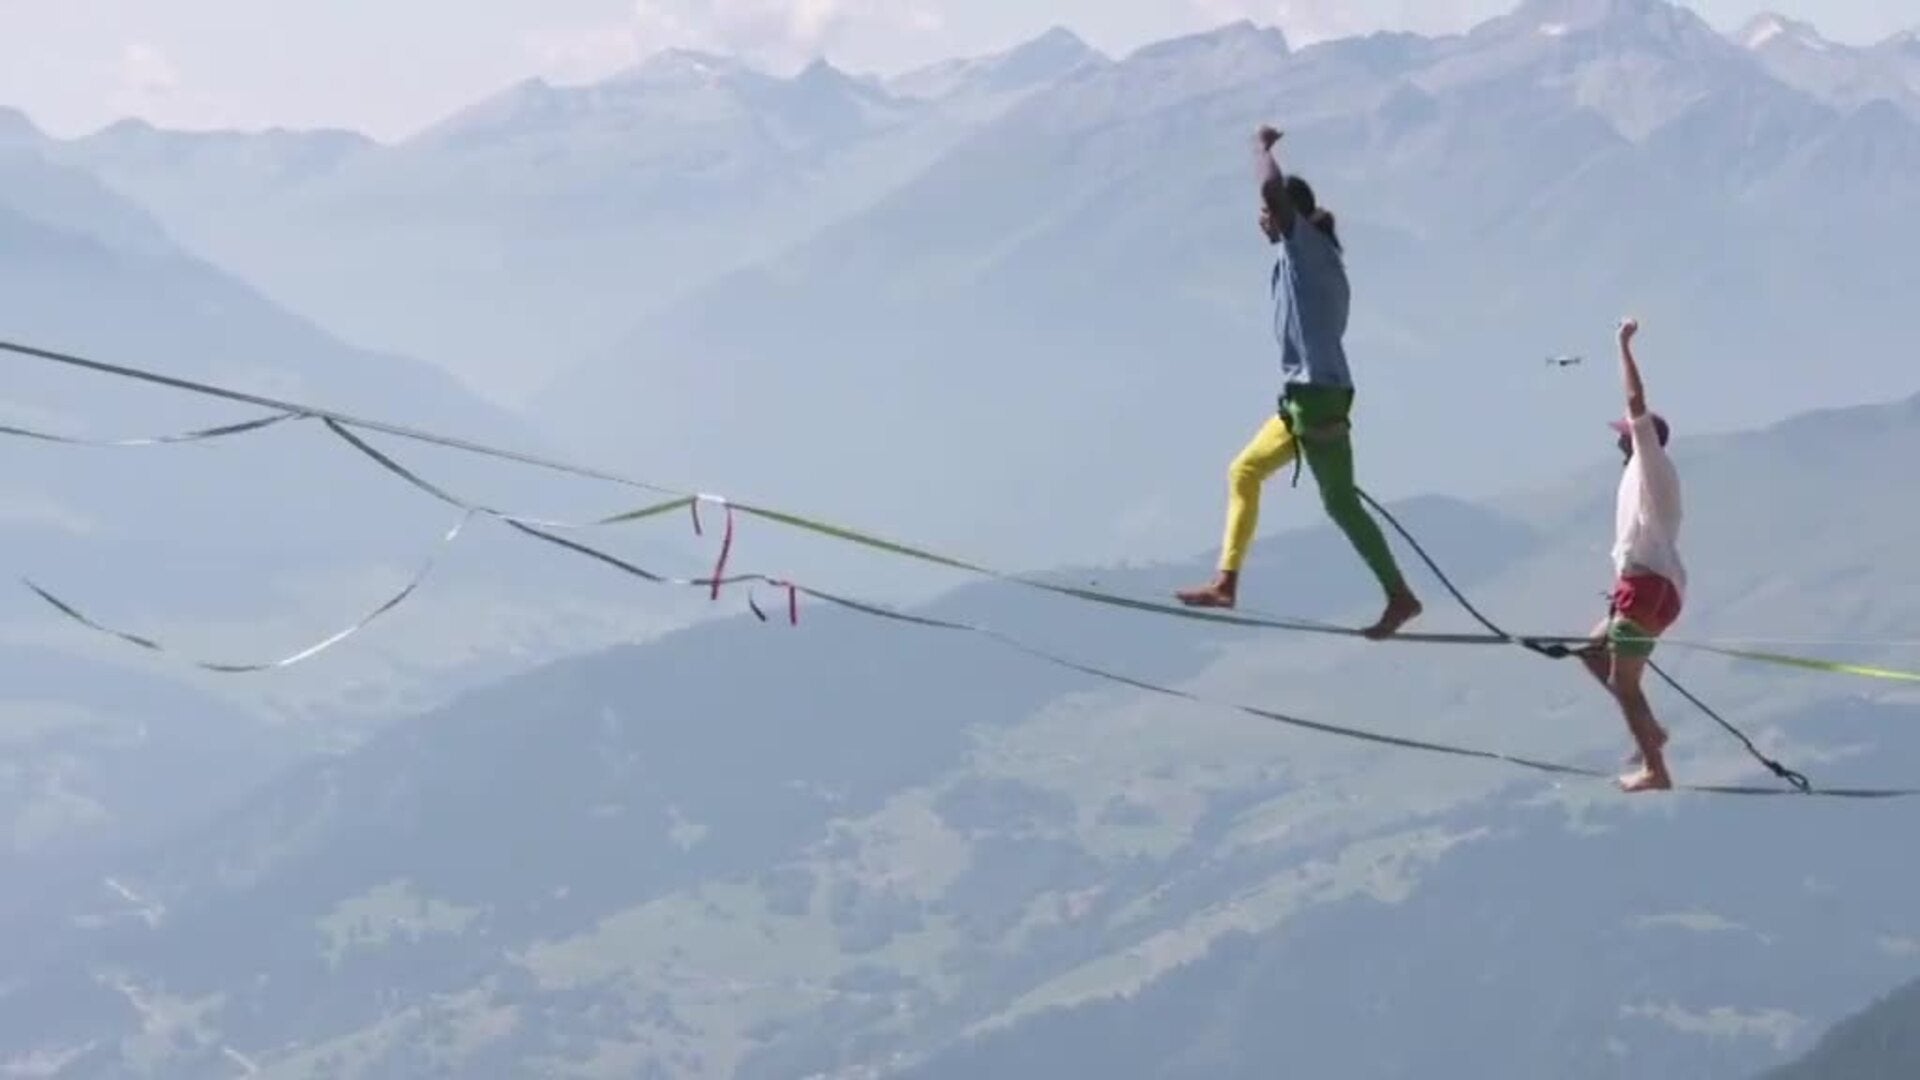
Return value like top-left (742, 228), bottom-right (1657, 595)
top-left (530, 0), bottom-right (1920, 575)
top-left (41, 0), bottom-right (1918, 572)
top-left (2, 0), bottom-right (1918, 1076)
top-left (50, 27), bottom-right (1106, 405)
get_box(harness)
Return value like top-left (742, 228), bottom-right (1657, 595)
top-left (1276, 384), bottom-right (1352, 489)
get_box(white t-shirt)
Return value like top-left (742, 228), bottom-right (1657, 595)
top-left (1612, 413), bottom-right (1686, 595)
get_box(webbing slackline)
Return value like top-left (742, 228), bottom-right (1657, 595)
top-left (4, 338), bottom-right (1919, 797)
top-left (326, 422), bottom-right (1920, 799)
top-left (4, 337), bottom-right (1913, 683)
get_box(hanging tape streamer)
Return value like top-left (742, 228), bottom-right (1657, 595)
top-left (22, 512), bottom-right (471, 673)
top-left (708, 500), bottom-right (735, 602)
top-left (0, 410), bottom-right (303, 447)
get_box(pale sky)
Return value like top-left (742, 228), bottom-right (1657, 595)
top-left (1, 0), bottom-right (1913, 142)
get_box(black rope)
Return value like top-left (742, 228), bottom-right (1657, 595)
top-left (1648, 662), bottom-right (1812, 794)
top-left (0, 337), bottom-right (1874, 796)
top-left (1356, 488), bottom-right (1814, 792)
top-left (788, 585), bottom-right (1911, 795)
top-left (1353, 489), bottom-right (1551, 652)
top-left (335, 432), bottom-right (1891, 798)
top-left (0, 338), bottom-right (1753, 659)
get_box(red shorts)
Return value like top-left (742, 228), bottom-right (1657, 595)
top-left (1609, 573), bottom-right (1683, 636)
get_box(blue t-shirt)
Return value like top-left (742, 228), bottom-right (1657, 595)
top-left (1271, 219), bottom-right (1352, 389)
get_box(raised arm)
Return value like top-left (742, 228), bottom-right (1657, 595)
top-left (1617, 317), bottom-right (1647, 418)
top-left (1255, 125), bottom-right (1294, 233)
top-left (1615, 317), bottom-right (1680, 520)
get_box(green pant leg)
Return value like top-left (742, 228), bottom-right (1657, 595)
top-left (1285, 387), bottom-right (1409, 596)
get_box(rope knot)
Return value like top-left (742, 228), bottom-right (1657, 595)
top-left (1521, 638), bottom-right (1574, 660)
top-left (1767, 761), bottom-right (1814, 794)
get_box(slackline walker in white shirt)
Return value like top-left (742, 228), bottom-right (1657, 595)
top-left (1576, 317), bottom-right (1686, 793)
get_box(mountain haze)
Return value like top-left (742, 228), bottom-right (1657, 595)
top-left (4, 6), bottom-right (1920, 1078)
top-left (59, 31), bottom-right (1106, 403)
top-left (534, 0), bottom-right (1920, 576)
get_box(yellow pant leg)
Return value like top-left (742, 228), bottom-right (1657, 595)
top-left (1220, 414), bottom-right (1298, 572)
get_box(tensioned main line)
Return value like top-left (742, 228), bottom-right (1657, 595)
top-left (4, 337), bottom-right (1917, 798)
top-left (4, 337), bottom-right (1911, 681)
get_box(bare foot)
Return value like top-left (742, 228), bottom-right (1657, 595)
top-left (1175, 574), bottom-right (1238, 609)
top-left (1617, 765), bottom-right (1673, 793)
top-left (1175, 585), bottom-right (1236, 608)
top-left (1625, 725), bottom-right (1670, 767)
top-left (1362, 591), bottom-right (1423, 640)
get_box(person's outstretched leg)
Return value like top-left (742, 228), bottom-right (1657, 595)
top-left (1600, 576), bottom-right (1682, 775)
top-left (1607, 647), bottom-right (1671, 792)
top-left (1576, 616), bottom-right (1666, 767)
top-left (1290, 388), bottom-right (1421, 638)
top-left (1177, 415), bottom-right (1296, 608)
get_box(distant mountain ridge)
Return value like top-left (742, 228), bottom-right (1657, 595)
top-left (1737, 11), bottom-right (1920, 118)
top-left (526, 0), bottom-right (1920, 579)
top-left (51, 29), bottom-right (1108, 404)
top-left (1760, 973), bottom-right (1920, 1079)
top-left (27, 3), bottom-right (1920, 422)
top-left (887, 26), bottom-right (1107, 101)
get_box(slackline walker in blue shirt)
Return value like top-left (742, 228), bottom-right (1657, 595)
top-left (1177, 124), bottom-right (1423, 641)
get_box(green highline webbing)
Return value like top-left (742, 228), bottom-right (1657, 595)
top-left (3, 336), bottom-right (1915, 683)
top-left (317, 433), bottom-right (1920, 799)
top-left (25, 418), bottom-right (1917, 796)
